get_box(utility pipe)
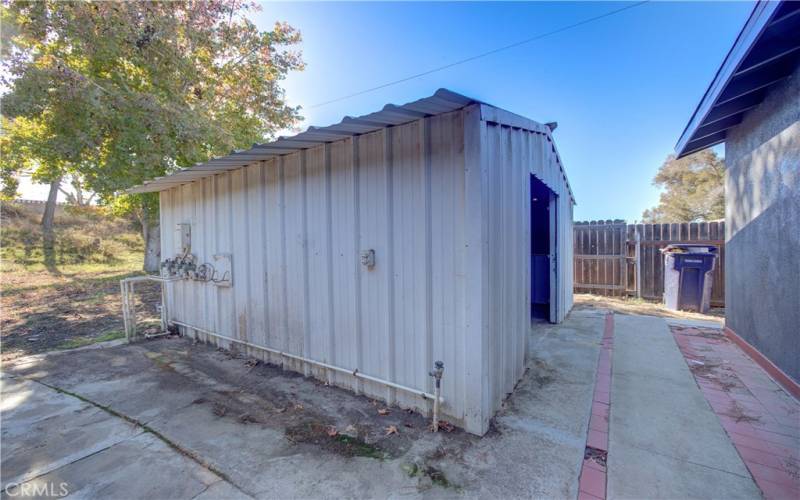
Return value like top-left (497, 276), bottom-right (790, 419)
top-left (121, 275), bottom-right (180, 342)
top-left (120, 281), bottom-right (130, 341)
top-left (169, 320), bottom-right (444, 404)
top-left (144, 331), bottom-right (172, 339)
top-left (429, 361), bottom-right (444, 431)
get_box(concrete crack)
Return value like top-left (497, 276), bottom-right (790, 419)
top-left (22, 377), bottom-right (255, 498)
top-left (624, 441), bottom-right (756, 481)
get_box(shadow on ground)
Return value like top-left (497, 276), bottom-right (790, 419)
top-left (1, 271), bottom-right (160, 360)
top-left (2, 309), bottom-right (605, 498)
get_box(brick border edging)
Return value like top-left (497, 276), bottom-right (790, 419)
top-left (723, 327), bottom-right (800, 401)
top-left (577, 312), bottom-right (614, 500)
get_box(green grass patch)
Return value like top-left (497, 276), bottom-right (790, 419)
top-left (402, 462), bottom-right (456, 489)
top-left (57, 329), bottom-right (125, 350)
top-left (333, 434), bottom-right (386, 459)
top-left (285, 422), bottom-right (389, 460)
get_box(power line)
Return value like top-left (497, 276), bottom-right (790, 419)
top-left (310, 1), bottom-right (649, 109)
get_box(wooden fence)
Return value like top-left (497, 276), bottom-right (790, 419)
top-left (573, 220), bottom-right (725, 306)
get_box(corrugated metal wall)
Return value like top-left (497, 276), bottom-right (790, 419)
top-left (159, 104), bottom-right (574, 435)
top-left (482, 116), bottom-right (574, 412)
top-left (161, 109), bottom-right (472, 427)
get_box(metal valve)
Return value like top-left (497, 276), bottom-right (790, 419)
top-left (429, 360), bottom-right (444, 389)
top-left (429, 360), bottom-right (444, 432)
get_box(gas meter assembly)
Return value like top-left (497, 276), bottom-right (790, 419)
top-left (160, 223), bottom-right (232, 287)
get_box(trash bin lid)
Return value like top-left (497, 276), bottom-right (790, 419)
top-left (661, 244), bottom-right (719, 255)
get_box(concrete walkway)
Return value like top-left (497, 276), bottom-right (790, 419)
top-left (0, 374), bottom-right (246, 499)
top-left (607, 314), bottom-right (762, 499)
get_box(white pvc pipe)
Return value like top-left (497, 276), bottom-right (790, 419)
top-left (433, 383), bottom-right (441, 431)
top-left (170, 320), bottom-right (443, 404)
top-left (121, 275), bottom-right (179, 342)
top-left (144, 331), bottom-right (172, 339)
top-left (120, 281), bottom-right (130, 342)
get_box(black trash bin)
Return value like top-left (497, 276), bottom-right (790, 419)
top-left (661, 244), bottom-right (719, 313)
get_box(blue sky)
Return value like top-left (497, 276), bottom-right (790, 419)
top-left (17, 1), bottom-right (752, 220)
top-left (253, 1), bottom-right (752, 222)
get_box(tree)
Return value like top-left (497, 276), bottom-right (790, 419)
top-left (642, 150), bottom-right (725, 223)
top-left (59, 174), bottom-right (96, 206)
top-left (1, 0), bottom-right (304, 271)
top-left (0, 114), bottom-right (76, 267)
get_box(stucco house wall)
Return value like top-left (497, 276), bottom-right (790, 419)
top-left (724, 64), bottom-right (800, 382)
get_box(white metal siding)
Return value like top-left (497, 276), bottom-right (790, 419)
top-left (161, 110), bottom-right (472, 428)
top-left (482, 119), bottom-right (575, 411)
top-left (158, 104), bottom-right (574, 435)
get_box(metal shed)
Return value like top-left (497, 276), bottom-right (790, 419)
top-left (129, 89), bottom-right (575, 435)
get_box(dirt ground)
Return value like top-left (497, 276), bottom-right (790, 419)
top-left (1, 202), bottom-right (161, 360)
top-left (0, 268), bottom-right (161, 360)
top-left (573, 293), bottom-right (724, 323)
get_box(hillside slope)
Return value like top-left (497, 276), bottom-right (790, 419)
top-left (1, 202), bottom-right (159, 359)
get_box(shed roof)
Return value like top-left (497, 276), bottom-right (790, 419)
top-left (675, 0), bottom-right (800, 158)
top-left (127, 89), bottom-right (573, 201)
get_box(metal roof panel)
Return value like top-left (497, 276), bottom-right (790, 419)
top-left (126, 88), bottom-right (573, 201)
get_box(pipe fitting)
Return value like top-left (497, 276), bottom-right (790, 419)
top-left (429, 361), bottom-right (444, 432)
top-left (429, 360), bottom-right (444, 388)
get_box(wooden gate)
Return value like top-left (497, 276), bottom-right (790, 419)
top-left (574, 220), bottom-right (726, 306)
top-left (573, 220), bottom-right (629, 296)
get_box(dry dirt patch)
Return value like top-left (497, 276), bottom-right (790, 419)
top-left (1, 202), bottom-right (159, 360)
top-left (574, 293), bottom-right (724, 322)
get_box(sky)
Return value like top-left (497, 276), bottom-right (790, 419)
top-left (20, 1), bottom-right (752, 222)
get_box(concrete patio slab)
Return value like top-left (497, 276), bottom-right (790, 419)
top-left (0, 375), bottom-right (239, 499)
top-left (0, 376), bottom-right (143, 487)
top-left (2, 309), bottom-right (606, 499)
top-left (4, 432), bottom-right (228, 500)
top-left (607, 314), bottom-right (762, 499)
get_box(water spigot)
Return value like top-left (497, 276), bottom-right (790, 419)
top-left (429, 361), bottom-right (444, 388)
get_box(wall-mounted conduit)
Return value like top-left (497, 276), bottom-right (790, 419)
top-left (120, 274), bottom-right (445, 404)
top-left (169, 319), bottom-right (444, 405)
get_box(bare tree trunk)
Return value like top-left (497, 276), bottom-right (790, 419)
top-left (42, 176), bottom-right (62, 272)
top-left (41, 177), bottom-right (61, 229)
top-left (142, 202), bottom-right (161, 273)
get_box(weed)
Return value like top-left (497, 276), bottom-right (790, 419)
top-left (56, 330), bottom-right (125, 350)
top-left (402, 462), bottom-right (456, 489)
top-left (285, 422), bottom-right (388, 459)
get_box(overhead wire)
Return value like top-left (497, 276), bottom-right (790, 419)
top-left (309, 1), bottom-right (650, 109)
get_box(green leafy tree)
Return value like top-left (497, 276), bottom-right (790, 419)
top-left (642, 150), bottom-right (725, 223)
top-left (1, 0), bottom-right (304, 271)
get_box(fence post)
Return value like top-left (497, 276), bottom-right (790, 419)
top-left (635, 230), bottom-right (642, 299)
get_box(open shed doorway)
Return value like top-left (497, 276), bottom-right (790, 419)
top-left (530, 174), bottom-right (557, 323)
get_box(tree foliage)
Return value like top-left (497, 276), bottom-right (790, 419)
top-left (1, 0), bottom-right (304, 269)
top-left (642, 150), bottom-right (725, 223)
top-left (1, 0), bottom-right (303, 201)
